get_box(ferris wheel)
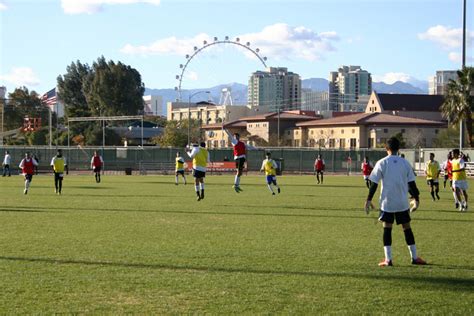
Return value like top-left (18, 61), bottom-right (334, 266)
top-left (174, 36), bottom-right (268, 101)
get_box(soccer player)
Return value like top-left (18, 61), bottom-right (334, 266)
top-left (260, 152), bottom-right (281, 195)
top-left (361, 156), bottom-right (373, 188)
top-left (224, 129), bottom-right (247, 192)
top-left (19, 152), bottom-right (38, 195)
top-left (364, 137), bottom-right (426, 267)
top-left (314, 154), bottom-right (325, 184)
top-left (441, 152), bottom-right (452, 189)
top-left (175, 152), bottom-right (186, 185)
top-left (2, 150), bottom-right (11, 177)
top-left (90, 151), bottom-right (104, 183)
top-left (186, 142), bottom-right (210, 201)
top-left (424, 153), bottom-right (441, 201)
top-left (451, 148), bottom-right (469, 212)
top-left (51, 149), bottom-right (68, 194)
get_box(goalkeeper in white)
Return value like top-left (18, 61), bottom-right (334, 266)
top-left (364, 137), bottom-right (426, 267)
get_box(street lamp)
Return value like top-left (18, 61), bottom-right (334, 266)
top-left (188, 90), bottom-right (210, 145)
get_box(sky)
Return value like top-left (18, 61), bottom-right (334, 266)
top-left (0, 0), bottom-right (473, 96)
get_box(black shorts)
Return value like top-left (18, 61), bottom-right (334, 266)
top-left (379, 210), bottom-right (411, 225)
top-left (316, 170), bottom-right (324, 174)
top-left (176, 170), bottom-right (184, 176)
top-left (93, 166), bottom-right (102, 173)
top-left (235, 158), bottom-right (246, 171)
top-left (192, 169), bottom-right (206, 178)
top-left (444, 174), bottom-right (449, 181)
top-left (426, 179), bottom-right (438, 186)
top-left (24, 174), bottom-right (33, 182)
top-left (54, 172), bottom-right (64, 181)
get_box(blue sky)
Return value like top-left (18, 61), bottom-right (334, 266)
top-left (0, 0), bottom-right (473, 96)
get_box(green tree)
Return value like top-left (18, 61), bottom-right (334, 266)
top-left (84, 56), bottom-right (145, 117)
top-left (433, 125), bottom-right (459, 148)
top-left (57, 60), bottom-right (92, 118)
top-left (441, 67), bottom-right (474, 147)
top-left (152, 119), bottom-right (200, 147)
top-left (4, 87), bottom-right (51, 132)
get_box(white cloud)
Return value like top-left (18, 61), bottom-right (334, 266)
top-left (185, 71), bottom-right (198, 81)
top-left (449, 52), bottom-right (474, 63)
top-left (419, 25), bottom-right (473, 63)
top-left (61, 0), bottom-right (160, 15)
top-left (372, 72), bottom-right (412, 84)
top-left (121, 23), bottom-right (339, 61)
top-left (0, 1), bottom-right (7, 11)
top-left (0, 67), bottom-right (40, 87)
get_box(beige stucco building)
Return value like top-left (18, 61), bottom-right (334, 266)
top-left (365, 91), bottom-right (445, 121)
top-left (296, 112), bottom-right (446, 149)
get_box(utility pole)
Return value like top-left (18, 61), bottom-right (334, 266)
top-left (460, 0), bottom-right (467, 150)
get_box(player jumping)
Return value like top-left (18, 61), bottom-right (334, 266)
top-left (424, 153), bottom-right (441, 201)
top-left (186, 142), bottom-right (210, 201)
top-left (225, 129), bottom-right (247, 193)
top-left (175, 152), bottom-right (187, 185)
top-left (260, 152), bottom-right (281, 195)
top-left (19, 152), bottom-right (38, 195)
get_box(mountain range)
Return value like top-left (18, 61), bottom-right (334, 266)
top-left (145, 78), bottom-right (429, 112)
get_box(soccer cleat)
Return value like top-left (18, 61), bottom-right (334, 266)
top-left (455, 202), bottom-right (460, 209)
top-left (24, 189), bottom-right (28, 195)
top-left (411, 257), bottom-right (427, 265)
top-left (436, 193), bottom-right (440, 200)
top-left (378, 259), bottom-right (393, 267)
top-left (175, 183), bottom-right (178, 186)
top-left (277, 187), bottom-right (281, 194)
top-left (272, 192), bottom-right (275, 195)
top-left (459, 204), bottom-right (464, 212)
top-left (196, 196), bottom-right (201, 201)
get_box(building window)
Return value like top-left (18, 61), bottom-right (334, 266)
top-left (372, 100), bottom-right (375, 104)
top-left (341, 129), bottom-right (344, 134)
top-left (249, 124), bottom-right (252, 127)
top-left (320, 130), bottom-right (324, 134)
top-left (340, 138), bottom-right (346, 148)
top-left (331, 130), bottom-right (334, 135)
top-left (310, 130), bottom-right (314, 135)
top-left (350, 138), bottom-right (357, 148)
top-left (384, 128), bottom-right (388, 133)
top-left (329, 139), bottom-right (335, 148)
top-left (352, 129), bottom-right (355, 134)
top-left (296, 131), bottom-right (299, 135)
top-left (319, 139), bottom-right (325, 147)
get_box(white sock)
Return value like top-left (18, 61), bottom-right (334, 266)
top-left (267, 184), bottom-right (274, 193)
top-left (234, 175), bottom-right (240, 186)
top-left (183, 176), bottom-right (186, 184)
top-left (195, 185), bottom-right (200, 192)
top-left (200, 183), bottom-right (204, 190)
top-left (384, 246), bottom-right (392, 261)
top-left (25, 180), bottom-right (30, 190)
top-left (453, 192), bottom-right (459, 203)
top-left (408, 244), bottom-right (417, 260)
top-left (175, 176), bottom-right (178, 184)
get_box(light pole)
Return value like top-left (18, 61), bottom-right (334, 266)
top-left (188, 90), bottom-right (210, 145)
top-left (460, 0), bottom-right (467, 150)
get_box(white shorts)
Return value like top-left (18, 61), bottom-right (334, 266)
top-left (453, 180), bottom-right (469, 191)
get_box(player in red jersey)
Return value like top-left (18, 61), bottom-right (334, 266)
top-left (225, 129), bottom-right (248, 192)
top-left (90, 151), bottom-right (104, 183)
top-left (361, 156), bottom-right (373, 188)
top-left (314, 154), bottom-right (325, 184)
top-left (19, 152), bottom-right (38, 195)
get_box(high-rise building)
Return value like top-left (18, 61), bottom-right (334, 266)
top-left (0, 86), bottom-right (6, 99)
top-left (247, 67), bottom-right (301, 110)
top-left (428, 70), bottom-right (458, 95)
top-left (329, 65), bottom-right (372, 112)
top-left (301, 89), bottom-right (329, 113)
top-left (143, 95), bottom-right (164, 116)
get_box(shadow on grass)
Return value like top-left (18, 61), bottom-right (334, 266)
top-left (70, 186), bottom-right (112, 190)
top-left (0, 208), bottom-right (53, 213)
top-left (0, 255), bottom-right (472, 292)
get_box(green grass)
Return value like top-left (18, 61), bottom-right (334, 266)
top-left (0, 174), bottom-right (473, 314)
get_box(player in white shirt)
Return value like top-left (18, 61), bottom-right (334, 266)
top-left (2, 150), bottom-right (12, 177)
top-left (365, 137), bottom-right (426, 267)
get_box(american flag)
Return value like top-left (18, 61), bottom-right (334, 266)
top-left (41, 88), bottom-right (57, 107)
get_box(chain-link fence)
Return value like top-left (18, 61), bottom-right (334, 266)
top-left (1, 146), bottom-right (472, 174)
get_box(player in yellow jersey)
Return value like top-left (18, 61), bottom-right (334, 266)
top-left (424, 153), bottom-right (441, 201)
top-left (186, 142), bottom-right (210, 201)
top-left (175, 152), bottom-right (186, 185)
top-left (50, 149), bottom-right (68, 195)
top-left (451, 149), bottom-right (468, 212)
top-left (260, 152), bottom-right (281, 195)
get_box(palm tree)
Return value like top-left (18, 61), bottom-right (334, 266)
top-left (441, 67), bottom-right (474, 147)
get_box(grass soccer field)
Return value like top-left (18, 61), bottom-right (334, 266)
top-left (0, 174), bottom-right (473, 313)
